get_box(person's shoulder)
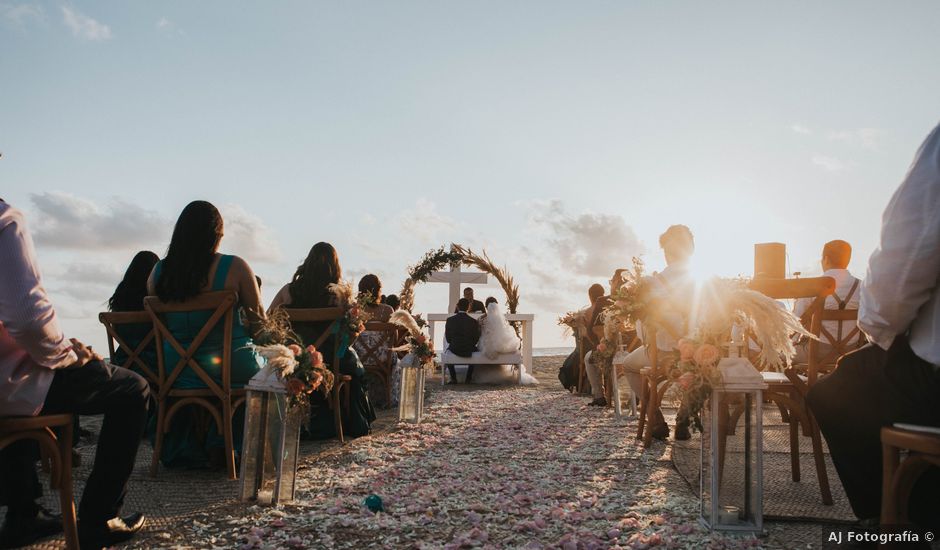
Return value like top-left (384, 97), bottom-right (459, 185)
top-left (0, 200), bottom-right (21, 227)
top-left (225, 254), bottom-right (255, 273)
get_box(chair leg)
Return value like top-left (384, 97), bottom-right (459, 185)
top-left (881, 441), bottom-right (900, 525)
top-left (333, 386), bottom-right (345, 444)
top-left (807, 413), bottom-right (833, 505)
top-left (150, 399), bottom-right (165, 478)
top-left (57, 428), bottom-right (79, 550)
top-left (788, 406), bottom-right (801, 482)
top-left (643, 381), bottom-right (661, 448)
top-left (636, 377), bottom-right (650, 441)
top-left (222, 400), bottom-right (237, 480)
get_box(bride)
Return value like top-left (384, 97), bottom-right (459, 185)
top-left (472, 300), bottom-right (538, 385)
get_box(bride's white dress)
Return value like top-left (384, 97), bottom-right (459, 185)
top-left (467, 303), bottom-right (538, 385)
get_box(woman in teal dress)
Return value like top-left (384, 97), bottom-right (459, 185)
top-left (268, 242), bottom-right (376, 439)
top-left (146, 200), bottom-right (266, 469)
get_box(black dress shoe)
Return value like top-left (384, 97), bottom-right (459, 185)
top-left (588, 397), bottom-right (607, 407)
top-left (674, 424), bottom-right (691, 441)
top-left (79, 513), bottom-right (145, 549)
top-left (0, 507), bottom-right (63, 549)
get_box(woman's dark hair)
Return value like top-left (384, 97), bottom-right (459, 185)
top-left (155, 201), bottom-right (224, 302)
top-left (109, 250), bottom-right (159, 311)
top-left (288, 242), bottom-right (342, 308)
top-left (485, 296), bottom-right (498, 306)
top-left (384, 294), bottom-right (400, 310)
top-left (358, 274), bottom-right (382, 302)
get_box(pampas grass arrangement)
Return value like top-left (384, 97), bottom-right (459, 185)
top-left (451, 244), bottom-right (520, 314)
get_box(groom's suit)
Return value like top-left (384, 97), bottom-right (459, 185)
top-left (444, 311), bottom-right (481, 383)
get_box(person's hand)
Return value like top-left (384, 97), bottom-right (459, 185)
top-left (66, 338), bottom-right (102, 369)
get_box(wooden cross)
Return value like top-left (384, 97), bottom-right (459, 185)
top-left (428, 262), bottom-right (487, 313)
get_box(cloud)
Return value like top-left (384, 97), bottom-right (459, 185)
top-left (527, 200), bottom-right (644, 279)
top-left (61, 6), bottom-right (110, 41)
top-left (811, 154), bottom-right (847, 173)
top-left (397, 198), bottom-right (459, 244)
top-left (155, 16), bottom-right (182, 35)
top-left (30, 191), bottom-right (168, 250)
top-left (790, 123), bottom-right (812, 135)
top-left (1, 2), bottom-right (43, 27)
top-left (828, 127), bottom-right (880, 150)
top-left (219, 204), bottom-right (282, 264)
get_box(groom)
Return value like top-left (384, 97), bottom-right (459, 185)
top-left (445, 298), bottom-right (481, 383)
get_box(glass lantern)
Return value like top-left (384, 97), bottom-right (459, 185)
top-left (700, 356), bottom-right (766, 533)
top-left (398, 353), bottom-right (426, 424)
top-left (239, 366), bottom-right (303, 505)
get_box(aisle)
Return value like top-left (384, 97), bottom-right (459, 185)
top-left (144, 384), bottom-right (763, 549)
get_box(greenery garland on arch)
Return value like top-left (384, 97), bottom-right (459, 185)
top-left (399, 244), bottom-right (521, 315)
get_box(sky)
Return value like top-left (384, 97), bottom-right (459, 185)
top-left (2, 1), bottom-right (939, 350)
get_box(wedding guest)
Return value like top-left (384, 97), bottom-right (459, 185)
top-left (384, 294), bottom-right (401, 311)
top-left (618, 225), bottom-right (696, 439)
top-left (108, 250), bottom-right (160, 373)
top-left (583, 283), bottom-right (613, 406)
top-left (454, 287), bottom-right (485, 313)
top-left (792, 240), bottom-right (863, 363)
top-left (808, 122), bottom-right (940, 528)
top-left (357, 274), bottom-right (394, 322)
top-left (354, 274), bottom-right (398, 408)
top-left (558, 287), bottom-right (601, 392)
top-left (269, 242), bottom-right (376, 438)
top-left (0, 199), bottom-right (148, 548)
top-left (445, 298), bottom-right (481, 383)
top-left (146, 200), bottom-right (265, 468)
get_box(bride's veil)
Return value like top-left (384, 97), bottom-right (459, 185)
top-left (480, 302), bottom-right (520, 358)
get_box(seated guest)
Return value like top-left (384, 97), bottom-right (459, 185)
top-left (146, 200), bottom-right (265, 468)
top-left (808, 123), bottom-right (940, 528)
top-left (454, 287), bottom-right (485, 313)
top-left (108, 250), bottom-right (160, 374)
top-left (353, 274), bottom-right (399, 407)
top-left (269, 242), bottom-right (376, 438)
top-left (792, 240), bottom-right (863, 363)
top-left (0, 199), bottom-right (149, 548)
top-left (583, 283), bottom-right (613, 405)
top-left (445, 298), bottom-right (482, 383)
top-left (617, 225), bottom-right (696, 440)
top-left (558, 287), bottom-right (602, 392)
top-left (384, 294), bottom-right (401, 311)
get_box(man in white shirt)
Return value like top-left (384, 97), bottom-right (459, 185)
top-left (792, 240), bottom-right (862, 363)
top-left (617, 225), bottom-right (696, 440)
top-left (807, 123), bottom-right (940, 528)
top-left (0, 200), bottom-right (150, 548)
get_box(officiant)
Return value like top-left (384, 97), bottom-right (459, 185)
top-left (454, 287), bottom-right (485, 314)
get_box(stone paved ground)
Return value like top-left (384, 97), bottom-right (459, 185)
top-left (21, 357), bottom-right (874, 549)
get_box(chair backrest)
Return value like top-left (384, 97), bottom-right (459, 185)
top-left (144, 291), bottom-right (237, 400)
top-left (357, 321), bottom-right (400, 369)
top-left (810, 307), bottom-right (866, 374)
top-left (749, 277), bottom-right (836, 382)
top-left (98, 311), bottom-right (158, 387)
top-left (280, 307), bottom-right (345, 376)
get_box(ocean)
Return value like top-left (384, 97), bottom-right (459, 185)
top-left (533, 347), bottom-right (574, 357)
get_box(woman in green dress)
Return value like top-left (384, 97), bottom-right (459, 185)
top-left (146, 200), bottom-right (266, 468)
top-left (268, 242), bottom-right (376, 439)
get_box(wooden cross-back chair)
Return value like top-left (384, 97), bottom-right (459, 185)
top-left (0, 414), bottom-right (79, 549)
top-left (281, 307), bottom-right (351, 443)
top-left (635, 320), bottom-right (687, 447)
top-left (357, 321), bottom-right (401, 407)
top-left (98, 311), bottom-right (159, 389)
top-left (748, 276), bottom-right (836, 505)
top-left (145, 290), bottom-right (245, 479)
top-left (880, 426), bottom-right (940, 527)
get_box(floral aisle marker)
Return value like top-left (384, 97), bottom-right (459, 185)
top-left (602, 265), bottom-right (815, 431)
top-left (389, 309), bottom-right (435, 423)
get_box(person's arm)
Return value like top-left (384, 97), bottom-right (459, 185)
top-left (0, 206), bottom-right (77, 369)
top-left (859, 123), bottom-right (940, 350)
top-left (267, 284), bottom-right (291, 314)
top-left (229, 256), bottom-right (265, 337)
